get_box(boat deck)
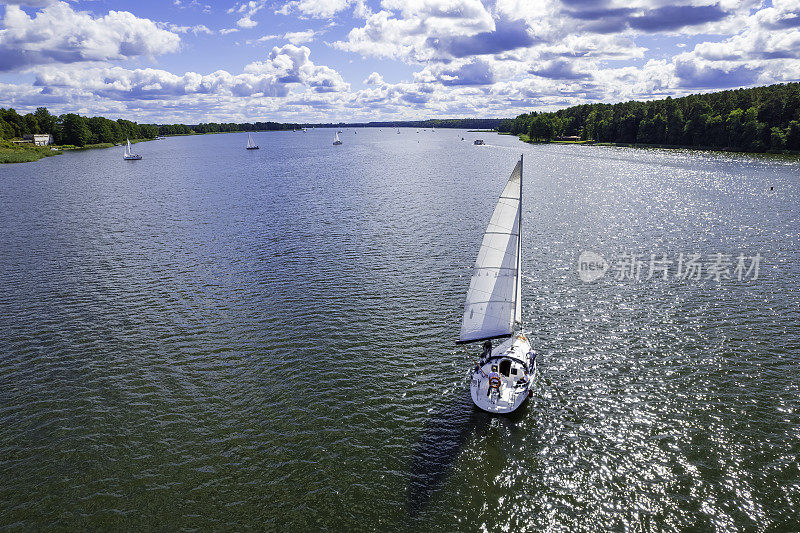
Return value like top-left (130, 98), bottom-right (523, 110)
top-left (470, 335), bottom-right (533, 413)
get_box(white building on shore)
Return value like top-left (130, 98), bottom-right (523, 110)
top-left (22, 134), bottom-right (53, 146)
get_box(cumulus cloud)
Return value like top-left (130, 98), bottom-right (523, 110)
top-left (437, 59), bottom-right (495, 85)
top-left (283, 29), bottom-right (319, 44)
top-left (173, 0), bottom-right (212, 13)
top-left (663, 1), bottom-right (800, 88)
top-left (159, 23), bottom-right (213, 36)
top-left (244, 44), bottom-right (348, 91)
top-left (363, 72), bottom-right (384, 85)
top-left (228, 0), bottom-right (268, 28)
top-left (0, 2), bottom-right (181, 71)
top-left (628, 4), bottom-right (730, 32)
top-left (333, 0), bottom-right (495, 61)
top-left (560, 1), bottom-right (745, 35)
top-left (250, 30), bottom-right (319, 45)
top-left (31, 44), bottom-right (348, 102)
top-left (529, 60), bottom-right (591, 80)
top-left (427, 16), bottom-right (536, 57)
top-left (277, 0), bottom-right (352, 18)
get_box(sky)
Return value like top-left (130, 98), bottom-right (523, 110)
top-left (1, 0), bottom-right (799, 123)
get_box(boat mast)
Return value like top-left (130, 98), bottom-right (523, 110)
top-left (514, 154), bottom-right (523, 326)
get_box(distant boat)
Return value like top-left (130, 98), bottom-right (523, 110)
top-left (474, 139), bottom-right (485, 145)
top-left (460, 156), bottom-right (535, 414)
top-left (246, 133), bottom-right (259, 150)
top-left (333, 131), bottom-right (343, 145)
top-left (123, 138), bottom-right (141, 160)
top-left (397, 129), bottom-right (401, 134)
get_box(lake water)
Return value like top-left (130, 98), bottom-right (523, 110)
top-left (1, 129), bottom-right (799, 531)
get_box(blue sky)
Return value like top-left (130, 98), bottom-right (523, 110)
top-left (1, 0), bottom-right (799, 123)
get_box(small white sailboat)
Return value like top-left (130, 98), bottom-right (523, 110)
top-left (123, 138), bottom-right (141, 160)
top-left (246, 133), bottom-right (259, 150)
top-left (397, 129), bottom-right (401, 134)
top-left (333, 131), bottom-right (343, 145)
top-left (459, 155), bottom-right (535, 414)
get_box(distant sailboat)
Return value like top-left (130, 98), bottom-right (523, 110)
top-left (123, 138), bottom-right (141, 160)
top-left (333, 131), bottom-right (343, 145)
top-left (246, 133), bottom-right (259, 150)
top-left (459, 156), bottom-right (535, 414)
top-left (397, 129), bottom-right (401, 134)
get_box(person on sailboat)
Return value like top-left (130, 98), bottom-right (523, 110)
top-left (516, 368), bottom-right (529, 387)
top-left (481, 340), bottom-right (492, 360)
top-left (487, 365), bottom-right (501, 396)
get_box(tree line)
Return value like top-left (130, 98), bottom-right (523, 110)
top-left (190, 121), bottom-right (301, 134)
top-left (309, 118), bottom-right (503, 129)
top-left (0, 107), bottom-right (302, 147)
top-left (498, 83), bottom-right (800, 152)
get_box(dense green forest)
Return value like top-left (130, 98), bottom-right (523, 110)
top-left (188, 121), bottom-right (301, 134)
top-left (0, 107), bottom-right (161, 146)
top-left (310, 118), bottom-right (503, 129)
top-left (0, 107), bottom-right (302, 147)
top-left (498, 83), bottom-right (800, 152)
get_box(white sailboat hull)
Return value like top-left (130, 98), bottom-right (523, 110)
top-left (469, 334), bottom-right (535, 414)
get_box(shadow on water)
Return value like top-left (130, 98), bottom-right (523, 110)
top-left (406, 386), bottom-right (531, 516)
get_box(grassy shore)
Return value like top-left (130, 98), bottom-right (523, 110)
top-left (0, 139), bottom-right (62, 164)
top-left (0, 138), bottom-right (157, 164)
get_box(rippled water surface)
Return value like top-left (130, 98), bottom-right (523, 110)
top-left (1, 130), bottom-right (799, 531)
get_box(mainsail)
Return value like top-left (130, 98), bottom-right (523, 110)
top-left (458, 156), bottom-right (523, 344)
top-left (247, 133), bottom-right (255, 148)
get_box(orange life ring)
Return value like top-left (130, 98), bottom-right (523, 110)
top-left (488, 376), bottom-right (501, 389)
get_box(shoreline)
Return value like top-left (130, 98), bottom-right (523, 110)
top-left (9, 129), bottom-right (797, 165)
top-left (0, 138), bottom-right (154, 165)
top-left (505, 132), bottom-right (800, 158)
top-left (1, 130), bottom-right (308, 165)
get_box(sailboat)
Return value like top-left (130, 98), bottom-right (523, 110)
top-left (246, 133), bottom-right (259, 150)
top-left (459, 155), bottom-right (535, 414)
top-left (333, 131), bottom-right (343, 145)
top-left (123, 138), bottom-right (141, 160)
